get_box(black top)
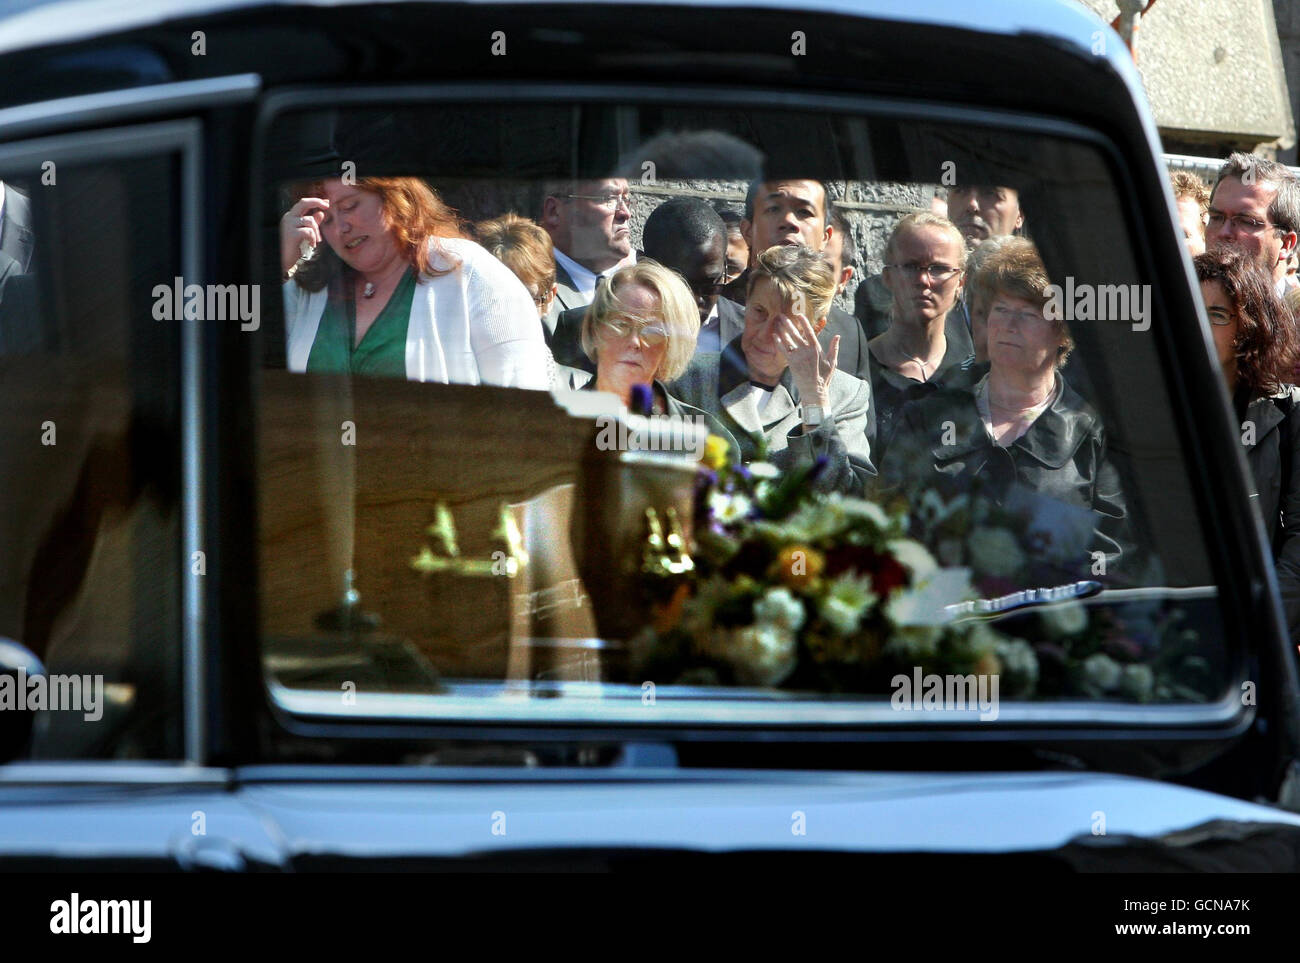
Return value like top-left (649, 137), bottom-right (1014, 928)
top-left (866, 326), bottom-right (977, 452)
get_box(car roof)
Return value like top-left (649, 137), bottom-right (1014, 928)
top-left (0, 0), bottom-right (1117, 64)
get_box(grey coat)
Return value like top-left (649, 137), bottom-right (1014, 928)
top-left (542, 259), bottom-right (587, 343)
top-left (667, 338), bottom-right (876, 495)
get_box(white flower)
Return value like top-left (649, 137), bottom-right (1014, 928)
top-left (753, 587), bottom-right (806, 633)
top-left (1118, 664), bottom-right (1155, 702)
top-left (1081, 653), bottom-right (1122, 693)
top-left (709, 491), bottom-right (752, 525)
top-left (888, 539), bottom-right (937, 581)
top-left (1040, 601), bottom-right (1089, 638)
top-left (967, 526), bottom-right (1025, 579)
top-left (836, 495), bottom-right (891, 530)
top-left (995, 637), bottom-right (1039, 695)
top-left (821, 597), bottom-right (860, 636)
top-left (885, 568), bottom-right (972, 627)
top-left (718, 624), bottom-right (798, 686)
top-left (883, 623), bottom-right (941, 663)
top-left (819, 573), bottom-right (877, 635)
top-left (748, 462), bottom-right (780, 479)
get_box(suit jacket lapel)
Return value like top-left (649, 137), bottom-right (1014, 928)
top-left (717, 297), bottom-right (745, 347)
top-left (554, 261), bottom-right (583, 311)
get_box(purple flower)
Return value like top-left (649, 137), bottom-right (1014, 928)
top-left (630, 383), bottom-right (654, 416)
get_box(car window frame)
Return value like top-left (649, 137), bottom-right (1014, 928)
top-left (0, 75), bottom-right (260, 773)
top-left (246, 81), bottom-right (1281, 751)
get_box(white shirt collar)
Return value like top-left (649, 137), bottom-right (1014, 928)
top-left (554, 247), bottom-right (638, 302)
top-left (554, 248), bottom-right (599, 300)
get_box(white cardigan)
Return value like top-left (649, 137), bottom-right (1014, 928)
top-left (284, 236), bottom-right (551, 389)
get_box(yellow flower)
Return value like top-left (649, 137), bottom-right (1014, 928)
top-left (772, 545), bottom-right (825, 591)
top-left (701, 434), bottom-right (731, 471)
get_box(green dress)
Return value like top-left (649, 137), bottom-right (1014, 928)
top-left (305, 268), bottom-right (417, 377)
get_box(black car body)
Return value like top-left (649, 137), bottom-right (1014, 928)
top-left (1, 0), bottom-right (1300, 872)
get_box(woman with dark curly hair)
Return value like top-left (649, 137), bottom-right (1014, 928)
top-left (1195, 250), bottom-right (1300, 640)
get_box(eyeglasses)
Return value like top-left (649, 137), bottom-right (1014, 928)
top-left (688, 275), bottom-right (728, 299)
top-left (988, 302), bottom-right (1048, 325)
top-left (566, 191), bottom-right (633, 211)
top-left (598, 317), bottom-right (669, 346)
top-left (885, 261), bottom-right (962, 283)
top-left (1205, 211), bottom-right (1284, 235)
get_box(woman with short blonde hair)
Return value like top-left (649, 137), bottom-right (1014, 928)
top-left (563, 259), bottom-right (736, 455)
top-left (867, 212), bottom-right (975, 446)
top-left (581, 259), bottom-right (700, 384)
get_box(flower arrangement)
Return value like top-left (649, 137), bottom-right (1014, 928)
top-left (631, 439), bottom-right (1037, 693)
top-left (628, 437), bottom-right (1214, 703)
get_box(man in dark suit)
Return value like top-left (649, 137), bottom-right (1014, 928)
top-left (720, 178), bottom-right (871, 384)
top-left (551, 196), bottom-right (733, 372)
top-left (538, 178), bottom-right (636, 343)
top-left (0, 181), bottom-right (36, 354)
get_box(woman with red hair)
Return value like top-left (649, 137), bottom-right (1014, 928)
top-left (280, 177), bottom-right (549, 388)
top-left (1196, 250), bottom-right (1300, 641)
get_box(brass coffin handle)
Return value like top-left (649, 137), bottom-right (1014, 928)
top-left (410, 502), bottom-right (529, 578)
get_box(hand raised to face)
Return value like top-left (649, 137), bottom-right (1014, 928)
top-left (281, 197), bottom-right (329, 275)
top-left (776, 311), bottom-right (837, 409)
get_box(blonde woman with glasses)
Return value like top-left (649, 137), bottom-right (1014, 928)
top-left (573, 259), bottom-right (739, 451)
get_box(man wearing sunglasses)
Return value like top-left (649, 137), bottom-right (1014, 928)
top-left (539, 178), bottom-right (637, 337)
top-left (1206, 152), bottom-right (1300, 295)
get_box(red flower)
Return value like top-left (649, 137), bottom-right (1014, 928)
top-left (823, 546), bottom-right (909, 596)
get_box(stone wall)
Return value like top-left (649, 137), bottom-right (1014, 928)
top-left (1273, 0), bottom-right (1300, 165)
top-left (446, 178), bottom-right (932, 315)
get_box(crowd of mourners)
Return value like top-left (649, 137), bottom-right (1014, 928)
top-left (279, 151), bottom-right (1300, 642)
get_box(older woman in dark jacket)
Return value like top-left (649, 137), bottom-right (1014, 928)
top-left (1196, 251), bottom-right (1300, 642)
top-left (881, 242), bottom-right (1129, 577)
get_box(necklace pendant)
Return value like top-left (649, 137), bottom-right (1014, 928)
top-left (362, 281), bottom-right (376, 298)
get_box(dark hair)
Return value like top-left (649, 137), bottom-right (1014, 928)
top-left (744, 178), bottom-right (827, 221)
top-left (713, 202), bottom-right (745, 235)
top-left (1194, 249), bottom-right (1299, 396)
top-left (614, 130), bottom-right (764, 181)
top-left (829, 207), bottom-right (855, 263)
top-left (642, 197), bottom-right (727, 263)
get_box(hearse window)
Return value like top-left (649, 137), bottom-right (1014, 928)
top-left (0, 145), bottom-right (183, 758)
top-left (255, 100), bottom-right (1232, 724)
